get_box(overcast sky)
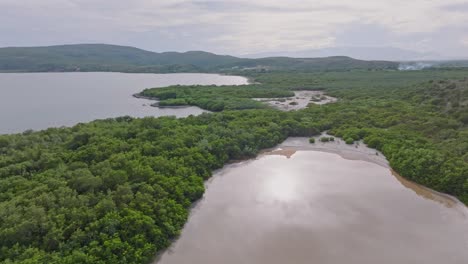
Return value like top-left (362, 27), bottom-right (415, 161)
top-left (1, 0), bottom-right (468, 58)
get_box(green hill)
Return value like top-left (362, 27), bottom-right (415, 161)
top-left (0, 44), bottom-right (242, 73)
top-left (0, 44), bottom-right (398, 73)
top-left (220, 56), bottom-right (397, 72)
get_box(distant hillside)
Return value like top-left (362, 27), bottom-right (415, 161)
top-left (243, 46), bottom-right (454, 61)
top-left (220, 56), bottom-right (397, 72)
top-left (0, 44), bottom-right (398, 73)
top-left (0, 44), bottom-right (243, 73)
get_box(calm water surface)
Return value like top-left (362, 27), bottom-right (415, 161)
top-left (156, 137), bottom-right (468, 264)
top-left (0, 72), bottom-right (247, 134)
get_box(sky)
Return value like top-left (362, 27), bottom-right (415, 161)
top-left (1, 0), bottom-right (468, 59)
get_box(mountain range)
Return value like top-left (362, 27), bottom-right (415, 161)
top-left (0, 44), bottom-right (399, 73)
top-left (242, 46), bottom-right (467, 61)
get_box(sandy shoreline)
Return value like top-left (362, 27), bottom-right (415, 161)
top-left (262, 135), bottom-right (466, 210)
top-left (254, 90), bottom-right (337, 111)
top-left (133, 93), bottom-right (204, 109)
top-left (262, 135), bottom-right (389, 168)
top-left (156, 135), bottom-right (468, 264)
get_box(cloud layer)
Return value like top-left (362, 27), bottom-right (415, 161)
top-left (1, 0), bottom-right (467, 58)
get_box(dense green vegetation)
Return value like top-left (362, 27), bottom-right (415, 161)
top-left (283, 70), bottom-right (468, 202)
top-left (302, 98), bottom-right (467, 200)
top-left (0, 111), bottom-right (316, 263)
top-left (139, 69), bottom-right (468, 204)
top-left (319, 136), bottom-right (335, 142)
top-left (409, 78), bottom-right (468, 124)
top-left (140, 85), bottom-right (293, 111)
top-left (0, 44), bottom-right (398, 73)
top-left (1, 67), bottom-right (467, 263)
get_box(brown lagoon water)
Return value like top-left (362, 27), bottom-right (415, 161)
top-left (156, 137), bottom-right (468, 264)
top-left (0, 72), bottom-right (247, 134)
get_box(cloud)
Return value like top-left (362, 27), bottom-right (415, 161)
top-left (0, 0), bottom-right (467, 58)
top-left (462, 36), bottom-right (468, 47)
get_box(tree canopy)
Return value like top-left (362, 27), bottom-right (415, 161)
top-left (1, 68), bottom-right (467, 263)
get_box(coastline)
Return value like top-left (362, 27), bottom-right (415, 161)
top-left (133, 93), bottom-right (208, 109)
top-left (153, 135), bottom-right (468, 263)
top-left (262, 136), bottom-right (467, 210)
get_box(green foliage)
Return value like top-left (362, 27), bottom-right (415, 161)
top-left (1, 68), bottom-right (468, 263)
top-left (247, 69), bottom-right (468, 204)
top-left (158, 98), bottom-right (188, 107)
top-left (409, 79), bottom-right (468, 124)
top-left (320, 137), bottom-right (332, 142)
top-left (0, 110), bottom-right (312, 263)
top-left (294, 89), bottom-right (467, 203)
top-left (309, 138), bottom-right (315, 144)
top-left (140, 85), bottom-right (294, 111)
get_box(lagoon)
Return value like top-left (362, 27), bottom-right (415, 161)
top-left (156, 137), bottom-right (468, 264)
top-left (0, 72), bottom-right (247, 134)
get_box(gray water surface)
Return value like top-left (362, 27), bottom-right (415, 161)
top-left (0, 72), bottom-right (247, 134)
top-left (156, 137), bottom-right (468, 264)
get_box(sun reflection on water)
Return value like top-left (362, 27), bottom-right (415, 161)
top-left (262, 170), bottom-right (299, 203)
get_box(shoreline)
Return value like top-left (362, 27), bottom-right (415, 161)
top-left (153, 135), bottom-right (468, 263)
top-left (261, 136), bottom-right (466, 210)
top-left (133, 93), bottom-right (209, 110)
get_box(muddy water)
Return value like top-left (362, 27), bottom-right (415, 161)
top-left (156, 137), bottom-right (468, 264)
